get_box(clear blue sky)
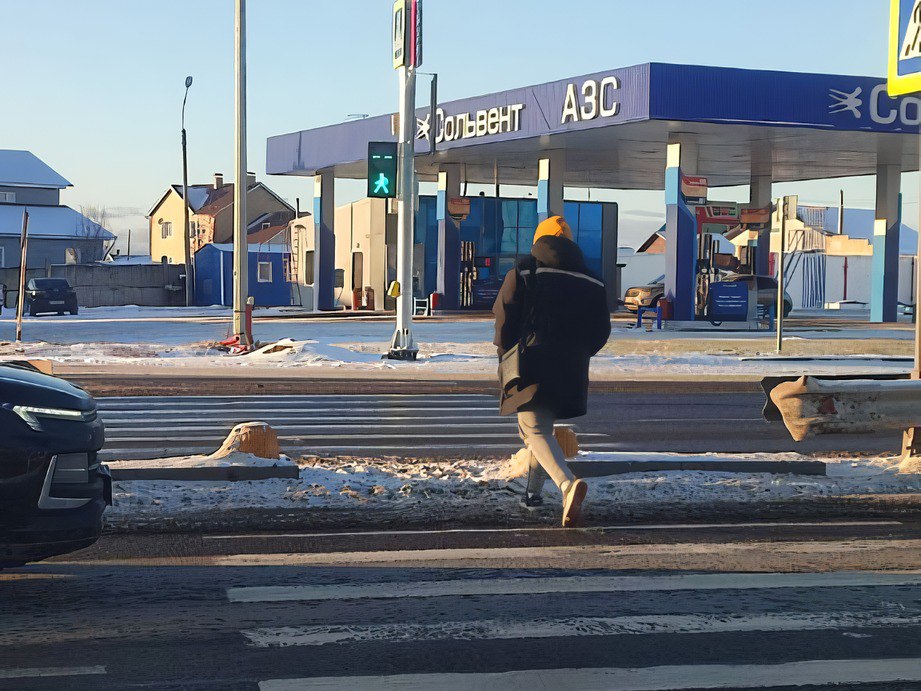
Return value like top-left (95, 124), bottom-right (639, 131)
top-left (0, 0), bottom-right (903, 252)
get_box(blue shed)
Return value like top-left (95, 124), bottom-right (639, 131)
top-left (194, 243), bottom-right (290, 307)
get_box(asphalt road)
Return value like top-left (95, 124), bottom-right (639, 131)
top-left (3, 520), bottom-right (921, 689)
top-left (94, 390), bottom-right (901, 462)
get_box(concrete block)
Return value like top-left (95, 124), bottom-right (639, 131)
top-left (569, 457), bottom-right (826, 477)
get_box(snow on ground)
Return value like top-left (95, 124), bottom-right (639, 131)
top-left (0, 337), bottom-right (912, 377)
top-left (106, 452), bottom-right (921, 528)
top-left (0, 306), bottom-right (916, 377)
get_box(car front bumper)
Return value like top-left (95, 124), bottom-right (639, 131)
top-left (0, 464), bottom-right (111, 566)
top-left (624, 295), bottom-right (657, 312)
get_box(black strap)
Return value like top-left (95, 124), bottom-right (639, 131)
top-left (518, 256), bottom-right (539, 352)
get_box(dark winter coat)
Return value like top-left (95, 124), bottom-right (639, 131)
top-left (493, 235), bottom-right (611, 418)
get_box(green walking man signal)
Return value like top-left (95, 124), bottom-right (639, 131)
top-left (367, 141), bottom-right (398, 199)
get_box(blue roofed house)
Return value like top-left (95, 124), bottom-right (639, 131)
top-left (0, 150), bottom-right (115, 269)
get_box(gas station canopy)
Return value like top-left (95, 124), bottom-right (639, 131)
top-left (267, 63), bottom-right (921, 189)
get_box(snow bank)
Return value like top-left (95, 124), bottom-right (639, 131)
top-left (106, 453), bottom-right (921, 530)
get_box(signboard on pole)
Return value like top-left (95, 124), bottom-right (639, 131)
top-left (394, 0), bottom-right (421, 70)
top-left (741, 204), bottom-right (772, 225)
top-left (889, 0), bottom-right (921, 96)
top-left (681, 174), bottom-right (708, 206)
top-left (392, 0), bottom-right (407, 69)
top-left (447, 196), bottom-right (470, 221)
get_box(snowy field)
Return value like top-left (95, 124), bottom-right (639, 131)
top-left (106, 452), bottom-right (921, 530)
top-left (0, 306), bottom-right (915, 378)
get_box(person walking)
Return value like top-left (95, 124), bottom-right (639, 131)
top-left (493, 215), bottom-right (611, 526)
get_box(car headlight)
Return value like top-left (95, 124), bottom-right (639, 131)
top-left (11, 405), bottom-right (94, 431)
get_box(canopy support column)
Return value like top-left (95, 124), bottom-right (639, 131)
top-left (436, 164), bottom-right (461, 310)
top-left (751, 174), bottom-right (773, 276)
top-left (871, 164), bottom-right (901, 323)
top-left (312, 172), bottom-right (335, 311)
top-left (664, 142), bottom-right (697, 322)
top-left (537, 151), bottom-right (565, 223)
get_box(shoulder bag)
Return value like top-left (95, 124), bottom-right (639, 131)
top-left (498, 256), bottom-right (540, 395)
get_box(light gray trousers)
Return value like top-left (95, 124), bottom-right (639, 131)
top-left (518, 407), bottom-right (576, 496)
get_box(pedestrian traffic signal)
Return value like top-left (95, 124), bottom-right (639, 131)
top-left (367, 142), bottom-right (398, 199)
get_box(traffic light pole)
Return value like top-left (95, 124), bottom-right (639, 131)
top-left (232, 0), bottom-right (249, 348)
top-left (388, 63), bottom-right (418, 360)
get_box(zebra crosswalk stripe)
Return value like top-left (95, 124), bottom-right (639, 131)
top-left (242, 610), bottom-right (921, 647)
top-left (227, 570), bottom-right (921, 603)
top-left (257, 659), bottom-right (921, 690)
top-left (94, 393), bottom-right (569, 460)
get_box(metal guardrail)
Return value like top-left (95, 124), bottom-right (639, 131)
top-left (763, 375), bottom-right (921, 442)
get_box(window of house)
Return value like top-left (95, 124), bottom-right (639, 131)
top-left (0, 246), bottom-right (5, 267)
top-left (0, 191), bottom-right (15, 203)
top-left (257, 261), bottom-right (273, 283)
top-left (161, 221), bottom-right (173, 239)
top-left (262, 222), bottom-right (271, 230)
top-left (304, 250), bottom-right (315, 284)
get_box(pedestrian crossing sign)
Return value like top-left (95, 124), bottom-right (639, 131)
top-left (889, 0), bottom-right (921, 95)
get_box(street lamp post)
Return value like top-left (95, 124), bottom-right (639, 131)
top-left (181, 75), bottom-right (194, 307)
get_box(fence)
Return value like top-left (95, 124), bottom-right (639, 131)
top-left (0, 262), bottom-right (185, 308)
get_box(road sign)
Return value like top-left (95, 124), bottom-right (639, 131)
top-left (368, 141), bottom-right (398, 199)
top-left (889, 0), bottom-right (921, 96)
top-left (392, 0), bottom-right (407, 69)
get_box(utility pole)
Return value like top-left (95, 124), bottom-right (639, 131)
top-left (838, 189), bottom-right (844, 235)
top-left (232, 0), bottom-right (249, 347)
top-left (15, 211), bottom-right (28, 342)
top-left (776, 197), bottom-right (788, 354)
top-left (388, 0), bottom-right (421, 360)
top-left (181, 75), bottom-right (194, 307)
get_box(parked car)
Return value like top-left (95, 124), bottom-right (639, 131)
top-left (24, 277), bottom-right (78, 316)
top-left (0, 361), bottom-right (110, 567)
top-left (721, 274), bottom-right (793, 318)
top-left (623, 274), bottom-right (665, 313)
top-left (625, 273), bottom-right (793, 317)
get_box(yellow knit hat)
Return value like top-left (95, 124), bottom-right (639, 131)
top-left (533, 215), bottom-right (573, 244)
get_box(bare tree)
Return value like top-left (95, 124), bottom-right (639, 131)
top-left (76, 205), bottom-right (110, 238)
top-left (76, 205), bottom-right (118, 260)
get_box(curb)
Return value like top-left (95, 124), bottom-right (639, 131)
top-left (102, 494), bottom-right (921, 534)
top-left (71, 374), bottom-right (762, 398)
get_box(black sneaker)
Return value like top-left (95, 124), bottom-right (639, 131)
top-left (519, 492), bottom-right (544, 509)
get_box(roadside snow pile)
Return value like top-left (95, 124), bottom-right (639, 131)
top-left (105, 453), bottom-right (921, 530)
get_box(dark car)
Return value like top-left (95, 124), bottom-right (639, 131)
top-left (25, 277), bottom-right (78, 316)
top-left (623, 274), bottom-right (665, 313)
top-left (722, 274), bottom-right (793, 318)
top-left (0, 362), bottom-right (110, 567)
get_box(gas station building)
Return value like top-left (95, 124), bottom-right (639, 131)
top-left (267, 62), bottom-right (921, 322)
